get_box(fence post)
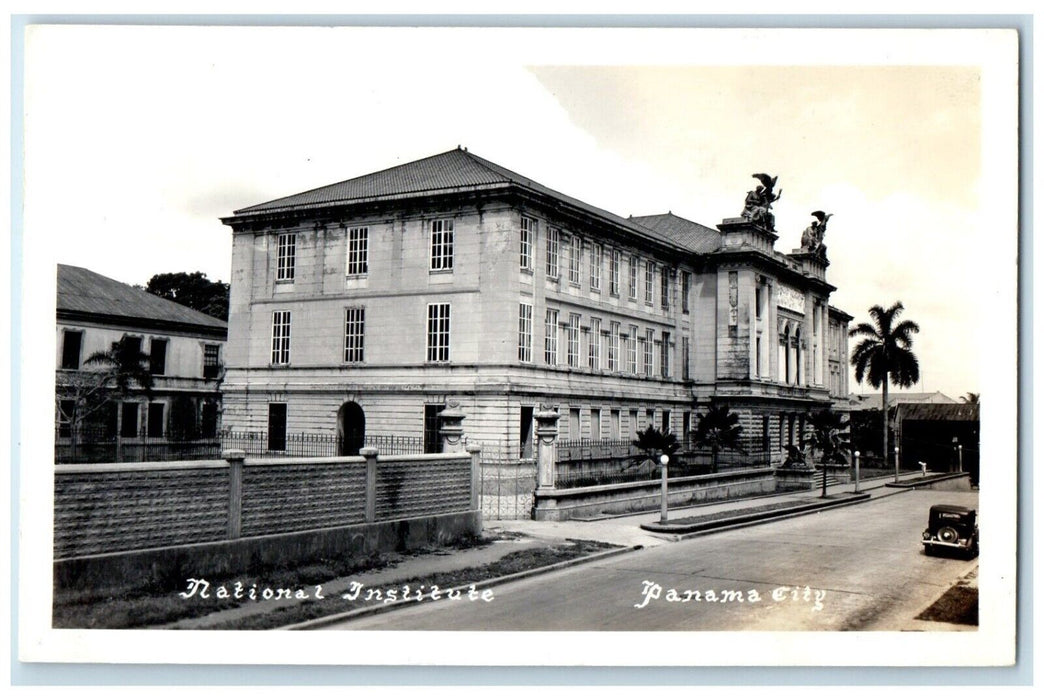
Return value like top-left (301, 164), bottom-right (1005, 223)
top-left (466, 443), bottom-right (483, 511)
top-left (360, 447), bottom-right (379, 523)
top-left (223, 449), bottom-right (245, 539)
top-left (534, 405), bottom-right (560, 489)
top-left (439, 401), bottom-right (466, 452)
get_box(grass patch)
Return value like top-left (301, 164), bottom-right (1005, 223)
top-left (52, 533), bottom-right (496, 630)
top-left (916, 585), bottom-right (978, 626)
top-left (661, 498), bottom-right (842, 526)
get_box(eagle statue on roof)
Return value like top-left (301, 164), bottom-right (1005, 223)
top-left (741, 173), bottom-right (782, 230)
top-left (801, 210), bottom-right (833, 258)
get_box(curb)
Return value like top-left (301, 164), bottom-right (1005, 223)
top-left (885, 472), bottom-right (970, 489)
top-left (281, 543), bottom-right (642, 630)
top-left (639, 492), bottom-right (873, 537)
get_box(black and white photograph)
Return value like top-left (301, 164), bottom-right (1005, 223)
top-left (14, 19), bottom-right (1020, 673)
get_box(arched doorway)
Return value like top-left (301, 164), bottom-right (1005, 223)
top-left (337, 402), bottom-right (365, 456)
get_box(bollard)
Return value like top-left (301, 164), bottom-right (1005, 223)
top-left (659, 453), bottom-right (670, 524)
top-left (894, 445), bottom-right (900, 483)
top-left (853, 451), bottom-right (860, 494)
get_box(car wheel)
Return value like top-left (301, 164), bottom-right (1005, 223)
top-left (937, 526), bottom-right (960, 544)
top-left (924, 544), bottom-right (935, 557)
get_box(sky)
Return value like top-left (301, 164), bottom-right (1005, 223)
top-left (21, 25), bottom-right (1018, 401)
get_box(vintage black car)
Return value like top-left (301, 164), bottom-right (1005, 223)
top-left (922, 504), bottom-right (979, 558)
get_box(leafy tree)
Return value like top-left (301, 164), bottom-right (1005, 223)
top-left (849, 301), bottom-right (920, 481)
top-left (57, 336), bottom-right (154, 460)
top-left (146, 272), bottom-right (230, 321)
top-left (805, 409), bottom-right (851, 497)
top-left (960, 392), bottom-right (980, 404)
top-left (694, 403), bottom-right (744, 473)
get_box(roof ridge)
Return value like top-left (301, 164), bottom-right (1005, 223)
top-left (234, 147), bottom-right (474, 215)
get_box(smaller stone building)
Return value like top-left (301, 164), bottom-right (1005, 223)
top-left (55, 264), bottom-right (228, 461)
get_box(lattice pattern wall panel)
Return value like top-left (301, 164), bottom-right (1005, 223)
top-left (240, 463), bottom-right (367, 536)
top-left (54, 468), bottom-right (229, 558)
top-left (375, 457), bottom-right (471, 521)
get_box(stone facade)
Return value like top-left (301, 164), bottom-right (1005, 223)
top-left (221, 149), bottom-right (849, 462)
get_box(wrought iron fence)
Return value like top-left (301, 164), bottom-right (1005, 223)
top-left (219, 430), bottom-right (426, 457)
top-left (476, 440), bottom-right (536, 520)
top-left (56, 425), bottom-right (427, 463)
top-left (55, 425), bottom-right (222, 464)
top-left (554, 441), bottom-right (774, 489)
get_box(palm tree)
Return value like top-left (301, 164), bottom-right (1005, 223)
top-left (694, 403), bottom-right (744, 472)
top-left (631, 426), bottom-right (679, 473)
top-left (84, 337), bottom-right (154, 397)
top-left (81, 336), bottom-right (154, 460)
top-left (806, 409), bottom-right (851, 497)
top-left (960, 392), bottom-right (980, 404)
top-left (849, 301), bottom-right (920, 481)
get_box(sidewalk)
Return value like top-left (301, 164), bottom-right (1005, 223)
top-left (486, 471), bottom-right (922, 548)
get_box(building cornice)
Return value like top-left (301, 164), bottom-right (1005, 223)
top-left (56, 309), bottom-right (227, 340)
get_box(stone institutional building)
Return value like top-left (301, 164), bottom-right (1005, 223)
top-left (221, 148), bottom-right (849, 460)
top-left (55, 264), bottom-right (227, 459)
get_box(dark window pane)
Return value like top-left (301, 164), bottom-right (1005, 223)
top-left (61, 330), bottom-right (82, 370)
top-left (268, 403), bottom-right (287, 451)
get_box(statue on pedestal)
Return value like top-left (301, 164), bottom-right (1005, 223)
top-left (741, 173), bottom-right (782, 230)
top-left (801, 210), bottom-right (832, 258)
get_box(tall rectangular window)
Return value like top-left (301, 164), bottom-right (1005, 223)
top-left (61, 329), bottom-right (82, 370)
top-left (430, 219), bottom-right (454, 271)
top-left (426, 303), bottom-right (451, 362)
top-left (147, 402), bottom-right (164, 438)
top-left (546, 227), bottom-right (560, 278)
top-left (344, 307), bottom-right (365, 363)
top-left (609, 249), bottom-right (620, 296)
top-left (567, 314), bottom-right (580, 367)
top-left (121, 402), bottom-right (139, 438)
top-left (661, 330), bottom-right (671, 378)
top-left (520, 216), bottom-right (535, 271)
top-left (589, 318), bottom-right (601, 370)
top-left (346, 226), bottom-right (369, 275)
top-left (682, 336), bottom-right (690, 380)
top-left (629, 256), bottom-right (639, 300)
top-left (203, 344), bottom-right (221, 379)
top-left (608, 321), bottom-right (620, 371)
top-left (661, 267), bottom-right (671, 311)
top-left (643, 329), bottom-right (654, 376)
top-left (544, 309), bottom-right (559, 365)
top-left (569, 236), bottom-right (582, 285)
top-left (271, 311), bottom-right (291, 365)
top-left (424, 404), bottom-right (446, 454)
top-left (267, 403), bottom-right (287, 452)
top-left (518, 302), bottom-right (533, 363)
top-left (627, 325), bottom-right (638, 374)
top-left (589, 243), bottom-right (602, 290)
top-left (682, 271), bottom-right (690, 313)
top-left (645, 261), bottom-right (654, 305)
top-left (149, 338), bottom-right (167, 376)
top-left (277, 233), bottom-right (296, 281)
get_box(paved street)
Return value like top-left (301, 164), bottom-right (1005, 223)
top-left (323, 484), bottom-right (978, 631)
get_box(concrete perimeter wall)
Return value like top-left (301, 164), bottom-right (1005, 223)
top-left (533, 468), bottom-right (777, 521)
top-left (54, 451), bottom-right (480, 592)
